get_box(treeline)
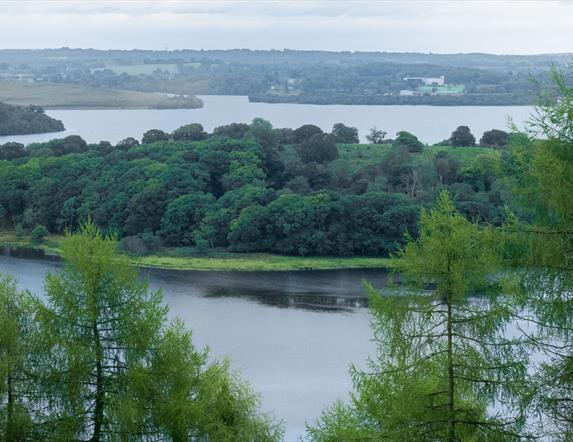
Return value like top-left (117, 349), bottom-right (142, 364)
top-left (0, 102), bottom-right (64, 135)
top-left (1, 48), bottom-right (569, 70)
top-left (0, 119), bottom-right (517, 256)
top-left (0, 224), bottom-right (282, 440)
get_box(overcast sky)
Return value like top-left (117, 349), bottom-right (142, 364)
top-left (1, 0), bottom-right (571, 54)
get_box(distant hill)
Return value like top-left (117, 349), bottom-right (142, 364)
top-left (0, 102), bottom-right (64, 136)
top-left (0, 80), bottom-right (203, 110)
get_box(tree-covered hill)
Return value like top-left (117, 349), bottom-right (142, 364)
top-left (0, 121), bottom-right (513, 257)
top-left (0, 102), bottom-right (64, 135)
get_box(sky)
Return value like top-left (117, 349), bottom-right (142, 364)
top-left (0, 0), bottom-right (572, 54)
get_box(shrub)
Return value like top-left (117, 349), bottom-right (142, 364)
top-left (31, 225), bottom-right (49, 243)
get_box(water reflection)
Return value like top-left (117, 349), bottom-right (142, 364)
top-left (204, 287), bottom-right (369, 312)
top-left (0, 245), bottom-right (57, 261)
top-left (141, 266), bottom-right (388, 312)
top-left (0, 249), bottom-right (387, 311)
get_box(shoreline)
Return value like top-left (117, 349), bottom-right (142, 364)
top-left (38, 104), bottom-right (203, 110)
top-left (0, 233), bottom-right (392, 272)
top-left (248, 94), bottom-right (533, 107)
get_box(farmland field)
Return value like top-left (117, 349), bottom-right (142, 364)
top-left (0, 80), bottom-right (202, 109)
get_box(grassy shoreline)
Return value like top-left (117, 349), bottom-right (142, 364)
top-left (0, 231), bottom-right (392, 272)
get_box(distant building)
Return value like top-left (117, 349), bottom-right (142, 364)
top-left (403, 76), bottom-right (445, 86)
top-left (399, 89), bottom-right (415, 96)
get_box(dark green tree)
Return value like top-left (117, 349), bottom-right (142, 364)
top-left (172, 123), bottom-right (207, 141)
top-left (123, 184), bottom-right (167, 235)
top-left (247, 118), bottom-right (277, 149)
top-left (159, 192), bottom-right (215, 245)
top-left (480, 129), bottom-right (509, 148)
top-left (116, 137), bottom-right (140, 149)
top-left (46, 135), bottom-right (88, 156)
top-left (393, 131), bottom-right (424, 152)
top-left (293, 124), bottom-right (323, 144)
top-left (296, 134), bottom-right (338, 164)
top-left (214, 122), bottom-right (250, 139)
top-left (331, 123), bottom-right (359, 144)
top-left (0, 142), bottom-right (26, 161)
top-left (142, 129), bottom-right (170, 144)
top-left (433, 151), bottom-right (460, 184)
top-left (449, 125), bottom-right (476, 147)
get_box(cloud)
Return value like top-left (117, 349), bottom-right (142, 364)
top-left (0, 1), bottom-right (571, 53)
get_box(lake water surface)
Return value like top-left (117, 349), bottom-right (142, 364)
top-left (0, 255), bottom-right (383, 441)
top-left (0, 95), bottom-right (534, 145)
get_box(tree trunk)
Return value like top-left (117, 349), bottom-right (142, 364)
top-left (6, 371), bottom-right (14, 440)
top-left (91, 321), bottom-right (104, 442)
top-left (447, 256), bottom-right (456, 442)
top-left (447, 291), bottom-right (455, 442)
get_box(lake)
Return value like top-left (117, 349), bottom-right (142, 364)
top-left (0, 95), bottom-right (535, 146)
top-left (0, 255), bottom-right (384, 441)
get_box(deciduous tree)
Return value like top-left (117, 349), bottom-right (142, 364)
top-left (449, 125), bottom-right (476, 147)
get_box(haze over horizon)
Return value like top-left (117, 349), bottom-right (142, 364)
top-left (1, 1), bottom-right (572, 55)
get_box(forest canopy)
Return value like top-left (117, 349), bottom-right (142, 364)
top-left (0, 120), bottom-right (515, 257)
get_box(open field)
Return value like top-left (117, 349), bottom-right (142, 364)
top-left (95, 63), bottom-right (180, 75)
top-left (333, 143), bottom-right (491, 173)
top-left (137, 254), bottom-right (391, 272)
top-left (0, 231), bottom-right (392, 272)
top-left (0, 80), bottom-right (202, 109)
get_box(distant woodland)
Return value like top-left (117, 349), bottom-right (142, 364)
top-left (1, 49), bottom-right (570, 105)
